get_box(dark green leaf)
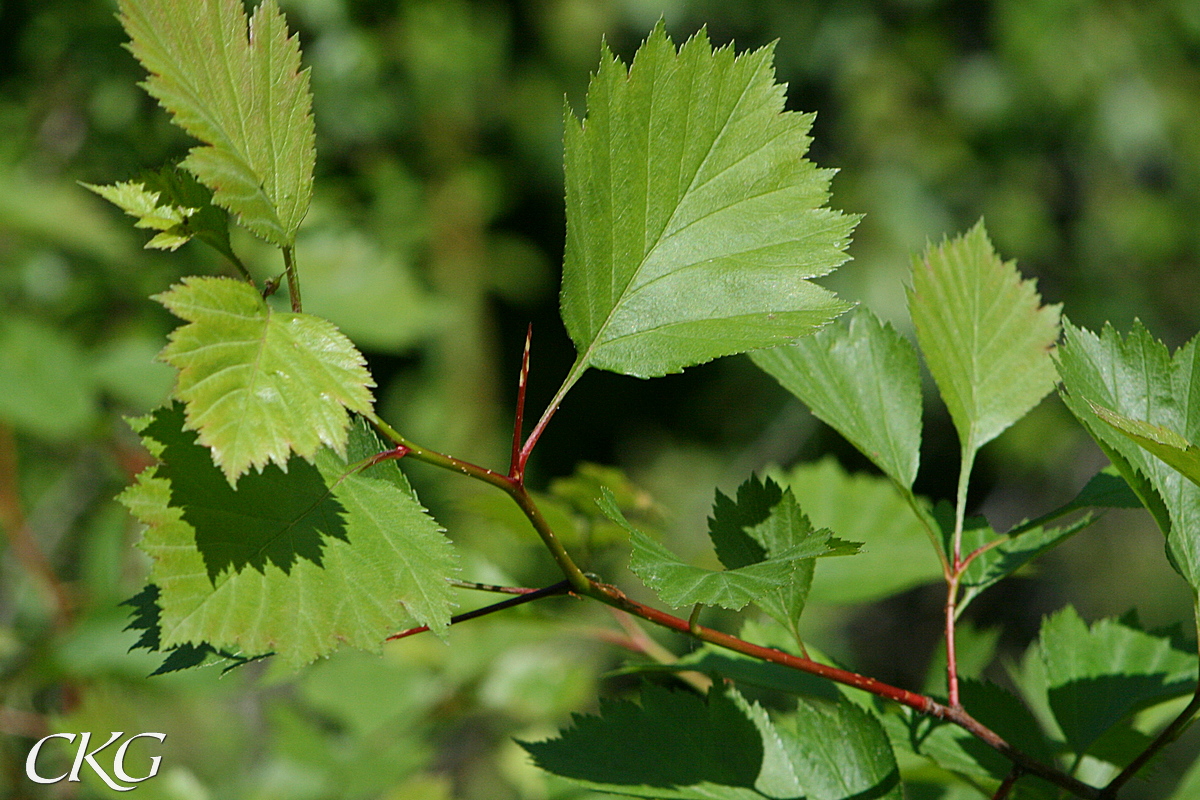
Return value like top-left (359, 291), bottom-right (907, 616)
top-left (775, 696), bottom-right (902, 800)
top-left (522, 683), bottom-right (796, 800)
top-left (751, 308), bottom-right (922, 489)
top-left (1038, 606), bottom-right (1197, 755)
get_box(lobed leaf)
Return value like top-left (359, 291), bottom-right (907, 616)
top-left (120, 405), bottom-right (457, 667)
top-left (908, 222), bottom-right (1060, 460)
top-left (1055, 321), bottom-right (1200, 585)
top-left (82, 179), bottom-right (197, 250)
top-left (708, 474), bottom-right (857, 636)
top-left (522, 683), bottom-right (795, 800)
top-left (601, 488), bottom-right (852, 611)
top-left (118, 0), bottom-right (315, 247)
top-left (1037, 606), bottom-right (1197, 756)
top-left (781, 458), bottom-right (941, 604)
top-left (558, 22), bottom-right (856, 391)
top-left (752, 308), bottom-right (922, 489)
top-left (155, 276), bottom-right (375, 484)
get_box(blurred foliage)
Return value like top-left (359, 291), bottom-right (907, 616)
top-left (4, 0), bottom-right (1200, 798)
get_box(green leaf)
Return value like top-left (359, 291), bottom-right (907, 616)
top-left (708, 474), bottom-right (858, 635)
top-left (120, 405), bottom-right (457, 667)
top-left (752, 308), bottom-right (922, 489)
top-left (775, 696), bottom-right (902, 800)
top-left (957, 514), bottom-right (1096, 609)
top-left (558, 22), bottom-right (856, 389)
top-left (0, 315), bottom-right (97, 440)
top-left (1055, 320), bottom-right (1200, 584)
top-left (118, 0), bottom-right (315, 247)
top-left (884, 680), bottom-right (1054, 786)
top-left (82, 179), bottom-right (197, 250)
top-left (522, 683), bottom-right (798, 800)
top-left (1089, 402), bottom-right (1200, 489)
top-left (155, 276), bottom-right (375, 483)
top-left (781, 458), bottom-right (942, 604)
top-left (601, 488), bottom-right (852, 611)
top-left (908, 222), bottom-right (1060, 460)
top-left (1037, 606), bottom-right (1198, 756)
top-left (122, 583), bottom-right (255, 675)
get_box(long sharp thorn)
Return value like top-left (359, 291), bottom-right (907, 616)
top-left (385, 580), bottom-right (571, 642)
top-left (509, 323), bottom-right (533, 480)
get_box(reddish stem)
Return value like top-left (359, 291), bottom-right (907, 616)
top-left (945, 572), bottom-right (962, 707)
top-left (386, 580), bottom-right (572, 641)
top-left (993, 766), bottom-right (1023, 800)
top-left (509, 324), bottom-right (533, 482)
top-left (1099, 685), bottom-right (1200, 799)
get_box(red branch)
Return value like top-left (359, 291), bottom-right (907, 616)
top-left (509, 324), bottom-right (533, 482)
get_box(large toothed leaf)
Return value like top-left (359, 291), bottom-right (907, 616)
top-left (752, 309), bottom-right (922, 489)
top-left (1036, 607), bottom-right (1197, 756)
top-left (775, 697), bottom-right (903, 800)
top-left (557, 22), bottom-right (856, 395)
top-left (155, 276), bottom-right (375, 483)
top-left (708, 474), bottom-right (858, 636)
top-left (908, 222), bottom-right (1060, 460)
top-left (601, 489), bottom-right (851, 611)
top-left (1056, 321), bottom-right (1200, 586)
top-left (522, 683), bottom-right (801, 800)
top-left (118, 0), bottom-right (315, 246)
top-left (119, 405), bottom-right (456, 667)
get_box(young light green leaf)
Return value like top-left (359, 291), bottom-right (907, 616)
top-left (155, 276), bottom-right (375, 483)
top-left (752, 308), bottom-right (922, 489)
top-left (1089, 402), bottom-right (1200, 489)
top-left (708, 474), bottom-right (858, 636)
top-left (775, 696), bottom-right (903, 800)
top-left (558, 22), bottom-right (856, 391)
top-left (118, 0), bottom-right (315, 247)
top-left (1055, 321), bottom-right (1200, 585)
top-left (781, 458), bottom-right (942, 604)
top-left (1037, 606), bottom-right (1197, 756)
top-left (120, 405), bottom-right (456, 668)
top-left (601, 488), bottom-right (851, 611)
top-left (908, 222), bottom-right (1060, 460)
top-left (521, 683), bottom-right (797, 800)
top-left (82, 179), bottom-right (197, 250)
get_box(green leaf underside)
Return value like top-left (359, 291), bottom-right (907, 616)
top-left (708, 474), bottom-right (857, 633)
top-left (560, 23), bottom-right (856, 382)
top-left (1038, 607), bottom-right (1197, 755)
top-left (123, 584), bottom-right (253, 674)
top-left (600, 488), bottom-right (854, 611)
top-left (1055, 320), bottom-right (1200, 586)
top-left (120, 405), bottom-right (456, 667)
top-left (781, 458), bottom-right (940, 604)
top-left (908, 222), bottom-right (1060, 458)
top-left (118, 0), bottom-right (315, 247)
top-left (752, 309), bottom-right (921, 489)
top-left (523, 684), bottom-right (787, 800)
top-left (156, 276), bottom-right (375, 483)
top-left (1090, 402), bottom-right (1200, 489)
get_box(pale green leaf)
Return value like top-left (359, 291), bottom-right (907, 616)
top-left (558, 23), bottom-right (856, 390)
top-left (1055, 321), bottom-right (1200, 585)
top-left (1037, 606), bottom-right (1197, 755)
top-left (752, 308), bottom-right (922, 489)
top-left (155, 276), bottom-right (375, 483)
top-left (908, 222), bottom-right (1060, 459)
top-left (1089, 402), bottom-right (1200, 489)
top-left (118, 0), bottom-right (315, 246)
top-left (82, 180), bottom-right (196, 249)
top-left (120, 405), bottom-right (457, 667)
top-left (780, 458), bottom-right (942, 604)
top-left (0, 315), bottom-right (97, 440)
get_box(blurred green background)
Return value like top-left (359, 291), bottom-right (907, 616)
top-left (4, 0), bottom-right (1200, 797)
